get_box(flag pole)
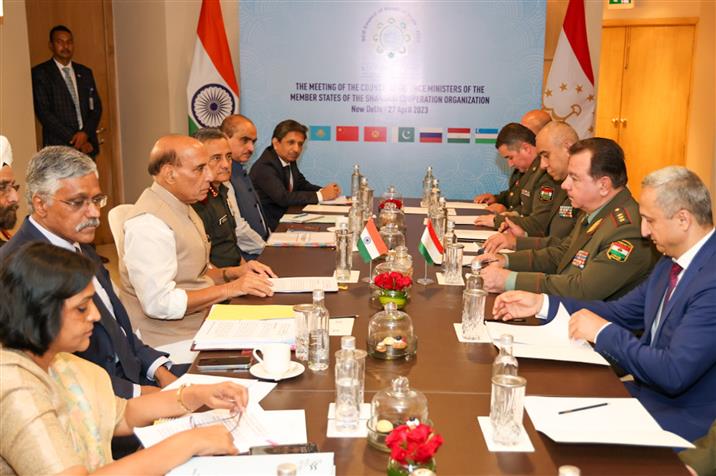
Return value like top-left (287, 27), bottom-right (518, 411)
top-left (362, 258), bottom-right (373, 283)
top-left (417, 259), bottom-right (434, 285)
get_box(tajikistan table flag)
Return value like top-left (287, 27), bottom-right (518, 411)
top-left (419, 221), bottom-right (444, 265)
top-left (187, 0), bottom-right (239, 134)
top-left (357, 217), bottom-right (388, 263)
top-left (543, 0), bottom-right (595, 139)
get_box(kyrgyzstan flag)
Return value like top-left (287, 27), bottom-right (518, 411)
top-left (364, 126), bottom-right (387, 142)
top-left (336, 126), bottom-right (359, 142)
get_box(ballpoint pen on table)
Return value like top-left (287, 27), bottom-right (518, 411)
top-left (558, 402), bottom-right (608, 415)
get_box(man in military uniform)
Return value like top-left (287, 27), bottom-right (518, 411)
top-left (477, 138), bottom-right (656, 301)
top-left (191, 128), bottom-right (263, 267)
top-left (483, 121), bottom-right (579, 253)
top-left (474, 123), bottom-right (556, 229)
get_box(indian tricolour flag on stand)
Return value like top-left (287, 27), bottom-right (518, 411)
top-left (187, 0), bottom-right (239, 134)
top-left (357, 217), bottom-right (388, 263)
top-left (418, 221), bottom-right (444, 265)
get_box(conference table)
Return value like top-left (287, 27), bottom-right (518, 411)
top-left (193, 199), bottom-right (688, 475)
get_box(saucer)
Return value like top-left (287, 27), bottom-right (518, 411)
top-left (249, 361), bottom-right (305, 381)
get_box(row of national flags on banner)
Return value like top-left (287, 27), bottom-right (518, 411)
top-left (308, 126), bottom-right (500, 144)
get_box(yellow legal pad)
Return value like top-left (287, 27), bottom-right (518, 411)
top-left (206, 304), bottom-right (295, 321)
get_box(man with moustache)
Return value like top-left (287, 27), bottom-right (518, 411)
top-left (221, 114), bottom-right (270, 243)
top-left (483, 121), bottom-right (579, 253)
top-left (250, 119), bottom-right (341, 230)
top-left (493, 166), bottom-right (716, 442)
top-left (117, 135), bottom-right (276, 347)
top-left (191, 128), bottom-right (263, 266)
top-left (0, 136), bottom-right (19, 246)
top-left (0, 146), bottom-right (180, 398)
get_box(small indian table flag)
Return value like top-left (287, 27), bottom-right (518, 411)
top-left (357, 217), bottom-right (388, 263)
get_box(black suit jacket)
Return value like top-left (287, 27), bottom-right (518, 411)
top-left (31, 59), bottom-right (102, 156)
top-left (250, 146), bottom-right (321, 230)
top-left (0, 218), bottom-right (167, 397)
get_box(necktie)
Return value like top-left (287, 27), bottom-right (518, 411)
top-left (284, 165), bottom-right (293, 192)
top-left (61, 66), bottom-right (83, 129)
top-left (650, 261), bottom-right (683, 346)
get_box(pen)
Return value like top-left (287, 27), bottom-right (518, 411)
top-left (330, 314), bottom-right (358, 319)
top-left (478, 259), bottom-right (501, 266)
top-left (303, 214), bottom-right (324, 222)
top-left (558, 402), bottom-right (608, 415)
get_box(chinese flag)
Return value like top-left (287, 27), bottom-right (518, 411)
top-left (336, 126), bottom-right (359, 142)
top-left (364, 126), bottom-right (387, 142)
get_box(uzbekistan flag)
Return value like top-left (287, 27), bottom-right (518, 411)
top-left (418, 221), bottom-right (444, 264)
top-left (419, 128), bottom-right (443, 143)
top-left (447, 128), bottom-right (470, 144)
top-left (336, 126), bottom-right (359, 142)
top-left (357, 217), bottom-right (388, 263)
top-left (475, 128), bottom-right (498, 144)
top-left (187, 0), bottom-right (239, 134)
top-left (310, 125), bottom-right (331, 141)
top-left (364, 126), bottom-right (387, 142)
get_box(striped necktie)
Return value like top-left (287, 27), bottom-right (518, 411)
top-left (62, 66), bottom-right (83, 129)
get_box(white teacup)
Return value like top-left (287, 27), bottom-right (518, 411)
top-left (253, 343), bottom-right (291, 377)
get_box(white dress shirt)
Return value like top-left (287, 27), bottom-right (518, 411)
top-left (122, 213), bottom-right (190, 321)
top-left (223, 181), bottom-right (266, 255)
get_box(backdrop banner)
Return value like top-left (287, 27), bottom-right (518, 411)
top-left (239, 2), bottom-right (545, 199)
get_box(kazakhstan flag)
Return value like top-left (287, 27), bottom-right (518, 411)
top-left (310, 125), bottom-right (331, 141)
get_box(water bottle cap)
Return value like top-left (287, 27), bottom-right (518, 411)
top-left (312, 289), bottom-right (324, 300)
top-left (341, 335), bottom-right (356, 350)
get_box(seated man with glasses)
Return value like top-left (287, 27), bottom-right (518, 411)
top-left (0, 146), bottom-right (186, 400)
top-left (0, 136), bottom-right (20, 246)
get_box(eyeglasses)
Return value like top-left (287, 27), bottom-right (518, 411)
top-left (0, 182), bottom-right (19, 195)
top-left (189, 410), bottom-right (242, 433)
top-left (56, 194), bottom-right (108, 211)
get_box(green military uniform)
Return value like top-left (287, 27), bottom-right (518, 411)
top-left (494, 161), bottom-right (560, 235)
top-left (506, 188), bottom-right (657, 300)
top-left (679, 419), bottom-right (716, 476)
top-left (514, 188), bottom-right (578, 250)
top-left (192, 183), bottom-right (243, 268)
top-left (493, 169), bottom-right (525, 212)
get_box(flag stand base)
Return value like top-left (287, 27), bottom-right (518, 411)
top-left (417, 277), bottom-right (434, 286)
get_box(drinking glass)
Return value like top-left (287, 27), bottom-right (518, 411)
top-left (461, 288), bottom-right (487, 340)
top-left (490, 374), bottom-right (527, 445)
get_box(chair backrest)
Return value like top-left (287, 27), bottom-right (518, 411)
top-left (107, 204), bottom-right (133, 255)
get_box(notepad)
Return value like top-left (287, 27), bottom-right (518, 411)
top-left (269, 276), bottom-right (339, 293)
top-left (524, 397), bottom-right (694, 448)
top-left (446, 201), bottom-right (488, 210)
top-left (192, 319), bottom-right (295, 350)
top-left (281, 213), bottom-right (337, 224)
top-left (454, 229), bottom-right (498, 240)
top-left (207, 304), bottom-right (295, 321)
top-left (450, 215), bottom-right (483, 225)
top-left (321, 196), bottom-right (351, 205)
top-left (302, 204), bottom-right (351, 213)
top-left (267, 231), bottom-right (336, 247)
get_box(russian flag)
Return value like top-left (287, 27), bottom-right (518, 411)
top-left (419, 128), bottom-right (442, 143)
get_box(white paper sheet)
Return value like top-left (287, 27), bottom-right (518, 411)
top-left (267, 232), bottom-right (336, 247)
top-left (303, 204), bottom-right (351, 214)
top-left (328, 318), bottom-right (354, 336)
top-left (435, 272), bottom-right (465, 286)
top-left (453, 323), bottom-right (492, 343)
top-left (446, 201), bottom-right (488, 210)
top-left (454, 229), bottom-right (498, 240)
top-left (281, 213), bottom-right (338, 224)
top-left (321, 196), bottom-right (351, 205)
top-left (333, 270), bottom-right (360, 283)
top-left (155, 339), bottom-right (198, 365)
top-left (404, 206), bottom-right (456, 215)
top-left (524, 397), bottom-right (695, 448)
top-left (477, 416), bottom-right (535, 452)
top-left (450, 215), bottom-right (482, 225)
top-left (167, 453), bottom-right (336, 476)
top-left (433, 254), bottom-right (476, 266)
top-left (136, 408), bottom-right (308, 454)
top-left (193, 319), bottom-right (295, 350)
top-left (162, 374), bottom-right (277, 407)
top-left (269, 276), bottom-right (339, 293)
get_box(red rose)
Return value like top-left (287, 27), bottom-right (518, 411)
top-left (390, 446), bottom-right (408, 465)
top-left (407, 423), bottom-right (430, 443)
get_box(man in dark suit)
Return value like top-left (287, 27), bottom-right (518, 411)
top-left (0, 146), bottom-right (185, 399)
top-left (221, 114), bottom-right (270, 244)
top-left (250, 119), bottom-right (341, 230)
top-left (31, 25), bottom-right (102, 158)
top-left (493, 166), bottom-right (716, 442)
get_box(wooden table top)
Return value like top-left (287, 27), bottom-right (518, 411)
top-left (194, 199), bottom-right (687, 475)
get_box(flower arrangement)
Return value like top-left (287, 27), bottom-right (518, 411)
top-left (374, 271), bottom-right (412, 291)
top-left (379, 198), bottom-right (404, 210)
top-left (385, 421), bottom-right (443, 474)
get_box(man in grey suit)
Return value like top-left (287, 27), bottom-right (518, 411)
top-left (221, 115), bottom-right (270, 242)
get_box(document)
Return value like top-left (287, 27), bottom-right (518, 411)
top-left (163, 373), bottom-right (277, 407)
top-left (321, 196), bottom-right (351, 205)
top-left (192, 319), bottom-right (295, 350)
top-left (269, 276), bottom-right (339, 293)
top-left (136, 408), bottom-right (308, 454)
top-left (450, 215), bottom-right (482, 225)
top-left (454, 229), bottom-right (498, 241)
top-left (485, 307), bottom-right (610, 366)
top-left (404, 206), bottom-right (456, 215)
top-left (446, 201), bottom-right (488, 210)
top-left (303, 204), bottom-right (351, 214)
top-left (207, 304), bottom-right (295, 321)
top-left (155, 339), bottom-right (198, 365)
top-left (524, 396), bottom-right (695, 448)
top-left (167, 453), bottom-right (336, 476)
top-left (281, 213), bottom-right (337, 224)
top-left (267, 232), bottom-right (336, 247)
